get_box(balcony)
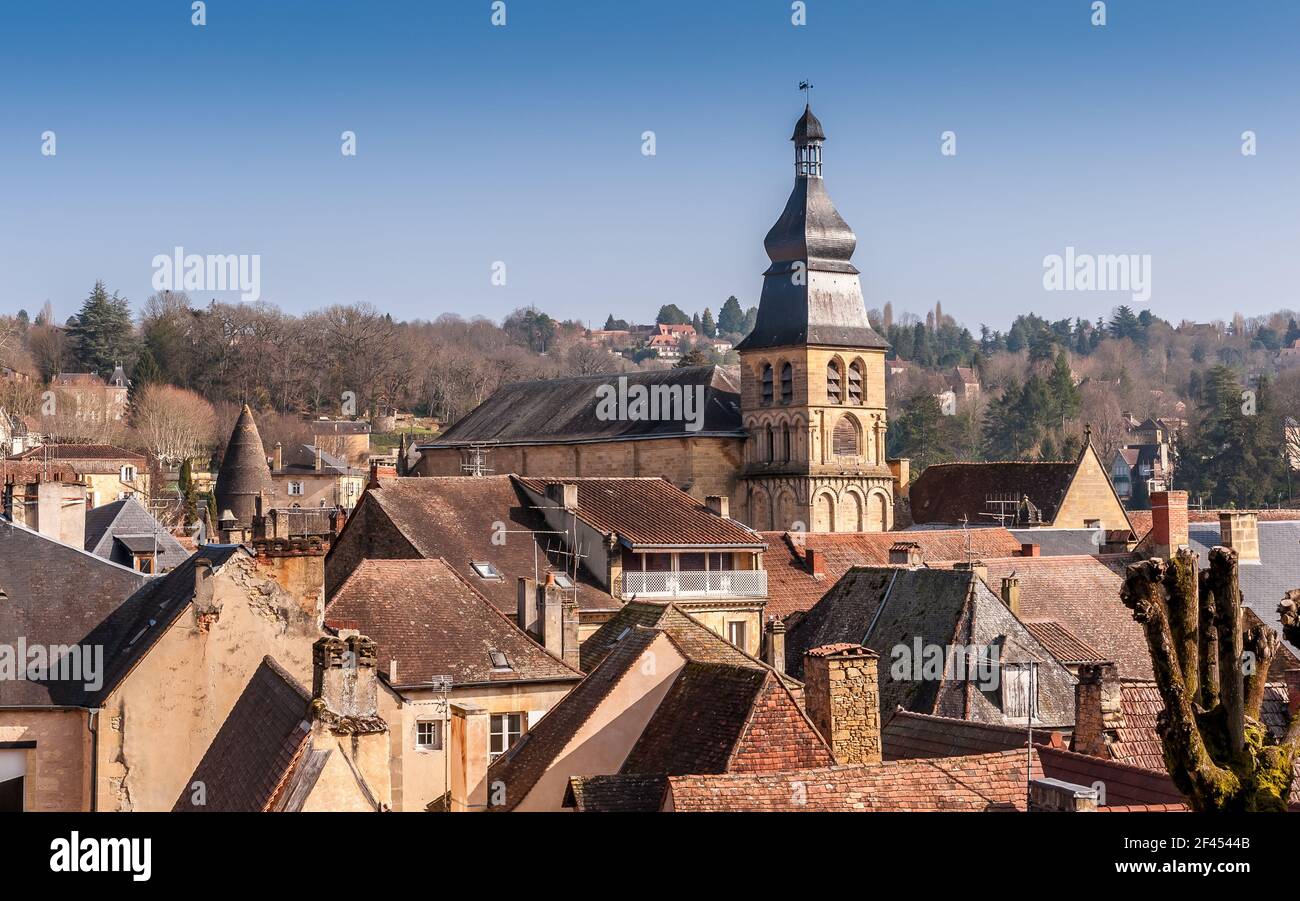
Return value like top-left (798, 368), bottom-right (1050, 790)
top-left (621, 569), bottom-right (767, 599)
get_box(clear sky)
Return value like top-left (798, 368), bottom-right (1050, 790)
top-left (2, 0), bottom-right (1297, 331)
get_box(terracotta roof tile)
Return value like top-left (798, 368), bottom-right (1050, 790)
top-left (910, 461), bottom-right (1078, 525)
top-left (1022, 620), bottom-right (1109, 666)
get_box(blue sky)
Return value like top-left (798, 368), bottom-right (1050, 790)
top-left (2, 0), bottom-right (1297, 331)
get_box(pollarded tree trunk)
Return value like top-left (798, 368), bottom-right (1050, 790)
top-left (1121, 546), bottom-right (1299, 812)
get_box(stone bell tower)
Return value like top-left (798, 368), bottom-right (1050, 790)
top-left (735, 104), bottom-right (896, 533)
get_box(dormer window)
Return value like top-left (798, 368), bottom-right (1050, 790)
top-left (471, 561), bottom-right (502, 581)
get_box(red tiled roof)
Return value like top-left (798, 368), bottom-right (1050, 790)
top-left (665, 749), bottom-right (1041, 812)
top-left (12, 443), bottom-right (144, 462)
top-left (883, 709), bottom-right (1058, 760)
top-left (0, 461), bottom-right (79, 484)
top-left (761, 528), bottom-right (1024, 618)
top-left (516, 477), bottom-right (764, 548)
top-left (1036, 745), bottom-right (1187, 809)
top-left (981, 556), bottom-right (1153, 681)
top-left (1022, 620), bottom-right (1109, 666)
top-left (325, 558), bottom-right (581, 687)
top-left (910, 460), bottom-right (1078, 525)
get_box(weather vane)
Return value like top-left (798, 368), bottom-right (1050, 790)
top-left (799, 80), bottom-right (814, 103)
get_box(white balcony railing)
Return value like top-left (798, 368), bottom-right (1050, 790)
top-left (621, 569), bottom-right (767, 599)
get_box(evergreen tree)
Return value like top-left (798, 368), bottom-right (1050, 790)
top-left (68, 280), bottom-right (137, 376)
top-left (717, 296), bottom-right (745, 334)
top-left (700, 308), bottom-right (717, 338)
top-left (889, 392), bottom-right (948, 472)
top-left (742, 306), bottom-right (758, 335)
top-left (1108, 305), bottom-right (1141, 341)
top-left (1047, 350), bottom-right (1081, 425)
top-left (656, 304), bottom-right (691, 325)
top-left (603, 314), bottom-right (630, 331)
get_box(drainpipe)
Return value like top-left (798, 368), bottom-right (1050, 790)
top-left (86, 708), bottom-right (100, 812)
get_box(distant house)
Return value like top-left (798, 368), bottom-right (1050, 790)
top-left (308, 418), bottom-right (371, 466)
top-left (1279, 338), bottom-right (1300, 369)
top-left (950, 366), bottom-right (980, 401)
top-left (48, 367), bottom-right (129, 429)
top-left (269, 443), bottom-right (366, 511)
top-left (9, 444), bottom-right (148, 507)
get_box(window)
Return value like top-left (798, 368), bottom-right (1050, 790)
top-left (847, 361), bottom-right (863, 404)
top-left (726, 620), bottom-right (747, 649)
top-left (765, 425), bottom-right (775, 462)
top-left (471, 561), bottom-right (502, 580)
top-left (489, 713), bottom-right (524, 761)
top-left (780, 362), bottom-right (793, 403)
top-left (120, 465), bottom-right (137, 482)
top-left (288, 481), bottom-right (304, 496)
top-left (832, 416), bottom-right (860, 457)
top-left (782, 423), bottom-right (792, 462)
top-left (552, 573), bottom-right (575, 590)
top-left (416, 720), bottom-right (443, 751)
top-left (826, 361), bottom-right (842, 403)
top-left (489, 649), bottom-right (510, 670)
top-left (0, 749), bottom-right (24, 812)
top-left (1002, 664), bottom-right (1038, 719)
top-left (761, 364), bottom-right (774, 405)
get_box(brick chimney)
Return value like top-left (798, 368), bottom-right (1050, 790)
top-left (1218, 512), bottom-right (1260, 563)
top-left (705, 495), bottom-right (729, 518)
top-left (546, 482), bottom-right (578, 511)
top-left (1020, 542), bottom-right (1040, 558)
top-left (954, 559), bottom-right (988, 585)
top-left (1150, 490), bottom-right (1188, 559)
top-left (1071, 662), bottom-right (1124, 758)
top-left (1000, 574), bottom-right (1021, 616)
top-left (368, 459), bottom-right (397, 489)
top-left (806, 547), bottom-right (825, 579)
top-left (764, 618), bottom-right (786, 675)
top-left (802, 644), bottom-right (882, 766)
top-left (888, 541), bottom-right (922, 566)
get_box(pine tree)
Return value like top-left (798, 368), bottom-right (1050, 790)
top-left (700, 308), bottom-right (717, 338)
top-left (717, 296), bottom-right (745, 334)
top-left (1047, 350), bottom-right (1081, 424)
top-left (68, 281), bottom-right (137, 377)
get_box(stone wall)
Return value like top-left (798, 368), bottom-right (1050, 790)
top-left (802, 645), bottom-right (882, 766)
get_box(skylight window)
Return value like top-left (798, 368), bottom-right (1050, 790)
top-left (489, 649), bottom-right (510, 670)
top-left (471, 561), bottom-right (502, 580)
top-left (553, 573), bottom-right (575, 589)
top-left (615, 627), bottom-right (632, 642)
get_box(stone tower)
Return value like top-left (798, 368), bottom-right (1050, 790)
top-left (214, 404), bottom-right (274, 541)
top-left (735, 105), bottom-right (896, 533)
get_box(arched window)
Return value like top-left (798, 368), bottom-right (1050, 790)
top-left (848, 361), bottom-right (864, 404)
top-left (833, 415), bottom-right (860, 457)
top-left (765, 424), bottom-right (775, 461)
top-left (761, 364), bottom-right (774, 405)
top-left (780, 362), bottom-right (794, 403)
top-left (826, 360), bottom-right (842, 403)
top-left (782, 423), bottom-right (792, 462)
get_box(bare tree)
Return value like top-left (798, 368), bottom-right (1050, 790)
top-left (1121, 547), bottom-right (1299, 811)
top-left (132, 383), bottom-right (218, 464)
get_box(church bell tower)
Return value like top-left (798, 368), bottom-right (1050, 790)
top-left (735, 104), bottom-right (896, 533)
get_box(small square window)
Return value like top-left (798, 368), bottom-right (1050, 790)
top-left (416, 721), bottom-right (442, 750)
top-left (471, 561), bottom-right (502, 580)
top-left (288, 481), bottom-right (304, 496)
top-left (490, 713), bottom-right (524, 760)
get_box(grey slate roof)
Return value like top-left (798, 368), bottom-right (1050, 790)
top-left (0, 519), bottom-right (150, 706)
top-left (215, 405), bottom-right (274, 526)
top-left (84, 496), bottom-right (190, 571)
top-left (423, 365), bottom-right (744, 448)
top-left (1187, 520), bottom-right (1300, 653)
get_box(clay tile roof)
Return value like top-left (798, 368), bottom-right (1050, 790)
top-left (1111, 681), bottom-right (1167, 771)
top-left (882, 709), bottom-right (1052, 760)
top-left (174, 657), bottom-right (312, 812)
top-left (325, 558), bottom-right (581, 687)
top-left (1036, 745), bottom-right (1187, 808)
top-left (665, 749), bottom-right (1041, 812)
top-left (12, 443), bottom-right (144, 463)
top-left (806, 642), bottom-right (869, 657)
top-left (760, 528), bottom-right (1023, 618)
top-left (516, 477), bottom-right (764, 548)
top-left (565, 775), bottom-right (668, 812)
top-left (909, 461), bottom-right (1079, 525)
top-left (1021, 621), bottom-right (1109, 666)
top-left (339, 475), bottom-right (614, 614)
top-left (0, 460), bottom-right (79, 484)
top-left (981, 556), bottom-right (1152, 680)
top-left (424, 365), bottom-right (744, 447)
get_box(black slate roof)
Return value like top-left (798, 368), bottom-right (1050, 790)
top-left (84, 497), bottom-right (190, 571)
top-left (423, 365), bottom-right (744, 448)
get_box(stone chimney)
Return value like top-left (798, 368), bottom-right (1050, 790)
top-left (546, 482), bottom-right (578, 511)
top-left (802, 644), bottom-right (882, 766)
top-left (272, 442), bottom-right (283, 471)
top-left (516, 576), bottom-right (539, 636)
top-left (888, 541), bottom-right (922, 566)
top-left (309, 634), bottom-right (391, 809)
top-left (535, 573), bottom-right (580, 669)
top-left (806, 547), bottom-right (825, 579)
top-left (1029, 778), bottom-right (1099, 812)
top-left (1000, 574), bottom-right (1021, 616)
top-left (314, 445), bottom-right (323, 472)
top-left (1150, 490), bottom-right (1189, 559)
top-left (1020, 542), bottom-right (1040, 558)
top-left (705, 495), bottom-right (729, 518)
top-left (954, 559), bottom-right (988, 584)
top-left (1219, 512), bottom-right (1260, 563)
top-left (1071, 662), bottom-right (1124, 758)
top-left (449, 701), bottom-right (490, 812)
top-left (764, 618), bottom-right (786, 675)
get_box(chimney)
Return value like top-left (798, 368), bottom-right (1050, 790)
top-left (368, 459), bottom-right (397, 489)
top-left (449, 701), bottom-right (490, 812)
top-left (546, 482), bottom-right (578, 511)
top-left (1000, 574), bottom-right (1021, 616)
top-left (705, 495), bottom-right (729, 518)
top-left (1071, 662), bottom-right (1124, 758)
top-left (764, 618), bottom-right (786, 675)
top-left (516, 577), bottom-right (539, 636)
top-left (888, 541), bottom-right (922, 566)
top-left (273, 442), bottom-right (283, 471)
top-left (1029, 778), bottom-right (1099, 812)
top-left (314, 445), bottom-right (323, 472)
top-left (802, 644), bottom-right (882, 766)
top-left (954, 559), bottom-right (988, 584)
top-left (536, 573), bottom-right (578, 667)
top-left (1150, 490), bottom-right (1188, 559)
top-left (1020, 542), bottom-right (1040, 558)
top-left (1218, 512), bottom-right (1260, 563)
top-left (312, 634), bottom-right (380, 721)
top-left (806, 547), bottom-right (825, 579)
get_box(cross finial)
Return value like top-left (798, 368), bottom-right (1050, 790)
top-left (799, 80), bottom-right (813, 103)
